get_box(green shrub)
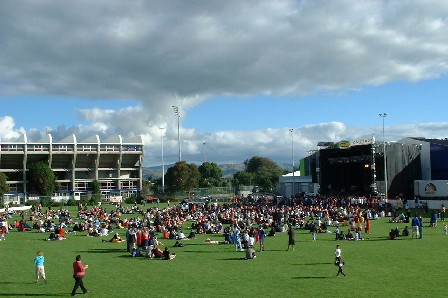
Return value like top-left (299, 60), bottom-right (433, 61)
top-left (66, 198), bottom-right (79, 206)
top-left (25, 200), bottom-right (39, 206)
top-left (124, 196), bottom-right (136, 204)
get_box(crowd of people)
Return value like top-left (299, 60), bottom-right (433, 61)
top-left (3, 194), bottom-right (447, 249)
top-left (2, 194), bottom-right (448, 295)
top-left (0, 195), bottom-right (409, 246)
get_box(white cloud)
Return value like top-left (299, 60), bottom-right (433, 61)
top-left (2, 114), bottom-right (448, 167)
top-left (1, 1), bottom-right (448, 166)
top-left (0, 116), bottom-right (25, 140)
top-left (1, 1), bottom-right (448, 100)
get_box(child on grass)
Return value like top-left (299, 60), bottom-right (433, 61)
top-left (34, 251), bottom-right (47, 284)
top-left (0, 226), bottom-right (6, 241)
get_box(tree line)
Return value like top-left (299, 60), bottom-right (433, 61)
top-left (0, 156), bottom-right (287, 203)
top-left (151, 156), bottom-right (286, 194)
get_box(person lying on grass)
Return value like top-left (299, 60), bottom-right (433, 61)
top-left (102, 233), bottom-right (124, 243)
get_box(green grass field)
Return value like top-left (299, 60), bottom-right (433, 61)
top-left (1, 206), bottom-right (447, 297)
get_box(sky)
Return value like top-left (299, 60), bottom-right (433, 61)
top-left (1, 0), bottom-right (448, 167)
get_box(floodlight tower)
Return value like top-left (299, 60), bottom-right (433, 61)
top-left (172, 106), bottom-right (181, 162)
top-left (289, 128), bottom-right (295, 198)
top-left (379, 113), bottom-right (388, 200)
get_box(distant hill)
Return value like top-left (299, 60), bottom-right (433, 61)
top-left (142, 162), bottom-right (292, 180)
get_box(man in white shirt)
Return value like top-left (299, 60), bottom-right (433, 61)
top-left (335, 244), bottom-right (342, 263)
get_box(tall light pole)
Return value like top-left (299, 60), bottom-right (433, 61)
top-left (172, 106), bottom-right (181, 162)
top-left (203, 142), bottom-right (207, 163)
top-left (379, 113), bottom-right (388, 200)
top-left (289, 128), bottom-right (295, 198)
top-left (159, 127), bottom-right (165, 193)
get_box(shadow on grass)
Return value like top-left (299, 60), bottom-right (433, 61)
top-left (78, 248), bottom-right (124, 253)
top-left (292, 276), bottom-right (331, 279)
top-left (364, 237), bottom-right (390, 241)
top-left (0, 295), bottom-right (66, 297)
top-left (117, 254), bottom-right (136, 258)
top-left (174, 242), bottom-right (223, 246)
top-left (182, 250), bottom-right (223, 253)
top-left (0, 290), bottom-right (67, 296)
top-left (295, 262), bottom-right (333, 266)
top-left (219, 257), bottom-right (247, 261)
top-left (0, 281), bottom-right (35, 285)
top-left (170, 243), bottom-right (205, 246)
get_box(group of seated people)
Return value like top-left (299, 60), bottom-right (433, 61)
top-left (131, 245), bottom-right (176, 260)
top-left (389, 212), bottom-right (409, 223)
top-left (46, 231), bottom-right (66, 241)
top-left (334, 227), bottom-right (364, 241)
top-left (162, 229), bottom-right (196, 240)
top-left (389, 226), bottom-right (410, 240)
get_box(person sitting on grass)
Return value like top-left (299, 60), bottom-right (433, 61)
top-left (131, 246), bottom-right (144, 257)
top-left (151, 246), bottom-right (164, 259)
top-left (345, 229), bottom-right (354, 240)
top-left (46, 231), bottom-right (66, 241)
top-left (99, 226), bottom-right (109, 237)
top-left (245, 246), bottom-right (256, 260)
top-left (163, 247), bottom-right (176, 260)
top-left (402, 226), bottom-right (410, 237)
top-left (389, 228), bottom-right (400, 240)
top-left (187, 229), bottom-right (196, 239)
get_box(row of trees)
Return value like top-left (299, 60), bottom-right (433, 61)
top-left (152, 156), bottom-right (286, 194)
top-left (0, 156), bottom-right (287, 201)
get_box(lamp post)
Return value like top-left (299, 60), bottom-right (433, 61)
top-left (289, 128), bottom-right (295, 198)
top-left (379, 113), bottom-right (387, 200)
top-left (203, 142), bottom-right (207, 163)
top-left (172, 106), bottom-right (181, 162)
top-left (159, 127), bottom-right (165, 193)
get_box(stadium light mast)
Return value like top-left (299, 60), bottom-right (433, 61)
top-left (203, 142), bottom-right (207, 163)
top-left (289, 128), bottom-right (295, 198)
top-left (379, 113), bottom-right (388, 200)
top-left (172, 106), bottom-right (181, 162)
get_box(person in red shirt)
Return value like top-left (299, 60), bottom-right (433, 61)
top-left (71, 255), bottom-right (89, 296)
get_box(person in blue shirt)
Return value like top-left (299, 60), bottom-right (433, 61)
top-left (233, 225), bottom-right (243, 251)
top-left (411, 215), bottom-right (420, 239)
top-left (34, 251), bottom-right (47, 284)
top-left (430, 211), bottom-right (438, 228)
top-left (258, 227), bottom-right (266, 251)
top-left (418, 216), bottom-right (424, 239)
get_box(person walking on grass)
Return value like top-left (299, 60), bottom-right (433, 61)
top-left (71, 255), bottom-right (89, 296)
top-left (334, 244), bottom-right (342, 264)
top-left (336, 259), bottom-right (346, 276)
top-left (258, 227), bottom-right (266, 251)
top-left (286, 224), bottom-right (295, 251)
top-left (34, 251), bottom-right (47, 284)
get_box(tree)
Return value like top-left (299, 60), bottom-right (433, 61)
top-left (165, 161), bottom-right (200, 193)
top-left (28, 161), bottom-right (57, 196)
top-left (198, 162), bottom-right (223, 187)
top-left (0, 172), bottom-right (9, 196)
top-left (90, 180), bottom-right (101, 205)
top-left (244, 156), bottom-right (284, 192)
top-left (233, 171), bottom-right (253, 188)
top-left (245, 156), bottom-right (280, 173)
top-left (141, 177), bottom-right (154, 194)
